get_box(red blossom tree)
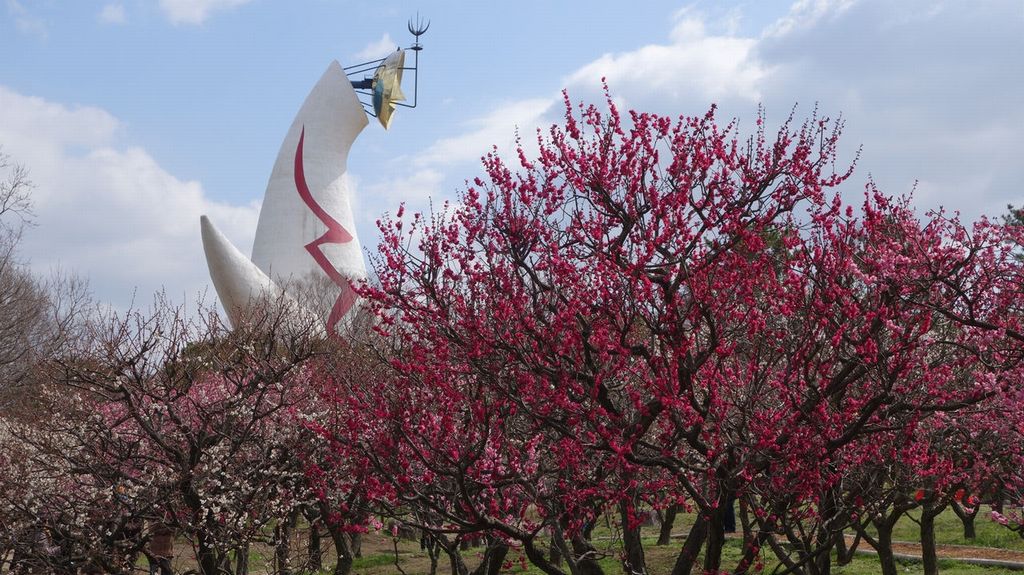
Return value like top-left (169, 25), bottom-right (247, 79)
top-left (339, 91), bottom-right (1024, 575)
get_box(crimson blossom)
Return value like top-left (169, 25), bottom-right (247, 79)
top-left (338, 91), bottom-right (1024, 575)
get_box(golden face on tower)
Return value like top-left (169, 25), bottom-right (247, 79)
top-left (372, 50), bottom-right (406, 129)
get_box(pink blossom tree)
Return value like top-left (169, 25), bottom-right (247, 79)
top-left (0, 297), bottom-right (330, 575)
top-left (350, 91), bottom-right (1024, 575)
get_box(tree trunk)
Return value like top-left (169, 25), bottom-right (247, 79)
top-left (921, 504), bottom-right (944, 575)
top-left (549, 530), bottom-right (563, 566)
top-left (308, 522), bottom-right (322, 572)
top-left (236, 542), bottom-right (250, 575)
top-left (739, 497), bottom-right (754, 550)
top-left (327, 525), bottom-right (353, 575)
top-left (962, 514), bottom-right (976, 540)
top-left (570, 532), bottom-right (604, 575)
top-left (470, 538), bottom-right (510, 575)
top-left (522, 538), bottom-right (571, 575)
top-left (196, 531), bottom-right (222, 575)
top-left (549, 523), bottom-right (582, 575)
top-left (812, 488), bottom-right (837, 575)
top-left (834, 530), bottom-right (860, 566)
top-left (872, 520), bottom-right (898, 575)
top-left (700, 493), bottom-right (733, 572)
top-left (422, 532), bottom-right (441, 575)
top-left (703, 521), bottom-right (724, 574)
top-left (349, 532), bottom-right (362, 558)
top-left (445, 542), bottom-right (469, 575)
top-left (275, 514), bottom-right (295, 575)
top-left (670, 513), bottom-right (707, 575)
top-left (658, 504), bottom-right (679, 546)
top-left (732, 530), bottom-right (770, 575)
top-left (951, 501), bottom-right (977, 540)
top-left (619, 501), bottom-right (647, 575)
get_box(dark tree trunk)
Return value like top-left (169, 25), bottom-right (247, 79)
top-left (962, 514), bottom-right (976, 540)
top-left (327, 524), bottom-right (353, 575)
top-left (522, 538), bottom-right (571, 575)
top-left (732, 530), bottom-right (770, 575)
top-left (704, 489), bottom-right (738, 574)
top-left (658, 504), bottom-right (679, 546)
top-left (445, 541), bottom-right (469, 575)
top-left (196, 530), bottom-right (222, 575)
top-left (570, 533), bottom-right (604, 575)
top-left (920, 504), bottom-right (944, 575)
top-left (275, 513), bottom-right (296, 575)
top-left (871, 520), bottom-right (898, 575)
top-left (422, 532), bottom-right (442, 575)
top-left (703, 506), bottom-right (726, 574)
top-left (186, 484), bottom-right (224, 575)
top-left (308, 522), bottom-right (322, 572)
top-left (812, 488), bottom-right (838, 575)
top-left (549, 523), bottom-right (583, 575)
top-left (619, 501), bottom-right (647, 575)
top-left (236, 542), bottom-right (250, 575)
top-left (739, 497), bottom-right (754, 550)
top-left (834, 530), bottom-right (860, 566)
top-left (670, 513), bottom-right (707, 575)
top-left (951, 500), bottom-right (978, 540)
top-left (549, 530), bottom-right (563, 566)
top-left (470, 538), bottom-right (510, 575)
top-left (349, 532), bottom-right (362, 558)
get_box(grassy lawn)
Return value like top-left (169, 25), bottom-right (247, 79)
top-left (888, 508), bottom-right (1024, 551)
top-left (158, 507), bottom-right (1023, 574)
top-left (339, 520), bottom-right (1020, 575)
top-left (344, 537), bottom-right (1012, 575)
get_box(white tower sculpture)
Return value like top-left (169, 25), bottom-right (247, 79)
top-left (200, 60), bottom-right (369, 333)
top-left (202, 19), bottom-right (426, 333)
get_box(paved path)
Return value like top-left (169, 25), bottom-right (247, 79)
top-left (858, 537), bottom-right (1024, 571)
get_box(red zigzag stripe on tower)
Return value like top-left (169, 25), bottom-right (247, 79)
top-left (294, 126), bottom-right (358, 331)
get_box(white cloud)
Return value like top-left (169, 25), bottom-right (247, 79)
top-left (371, 7), bottom-right (773, 220)
top-left (750, 0), bottom-right (1024, 220)
top-left (397, 0), bottom-right (1022, 226)
top-left (354, 33), bottom-right (399, 63)
top-left (363, 9), bottom-right (771, 224)
top-left (763, 0), bottom-right (858, 38)
top-left (415, 98), bottom-right (554, 169)
top-left (158, 0), bottom-right (251, 25)
top-left (0, 86), bottom-right (260, 310)
top-left (357, 168), bottom-right (446, 219)
top-left (564, 11), bottom-right (771, 107)
top-left (7, 0), bottom-right (47, 39)
top-left (389, 5), bottom-right (773, 201)
top-left (98, 3), bottom-right (128, 25)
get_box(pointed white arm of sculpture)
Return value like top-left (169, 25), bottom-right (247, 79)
top-left (200, 215), bottom-right (283, 326)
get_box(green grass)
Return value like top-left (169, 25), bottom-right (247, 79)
top-left (495, 508), bottom-right (1022, 575)
top-left (354, 552), bottom-right (400, 569)
top-left (245, 532), bottom-right (1018, 575)
top-left (477, 538), bottom-right (1011, 575)
top-left (161, 507), bottom-right (1024, 574)
top-left (888, 508), bottom-right (1024, 551)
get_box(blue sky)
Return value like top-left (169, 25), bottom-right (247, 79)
top-left (1, 0), bottom-right (1022, 311)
